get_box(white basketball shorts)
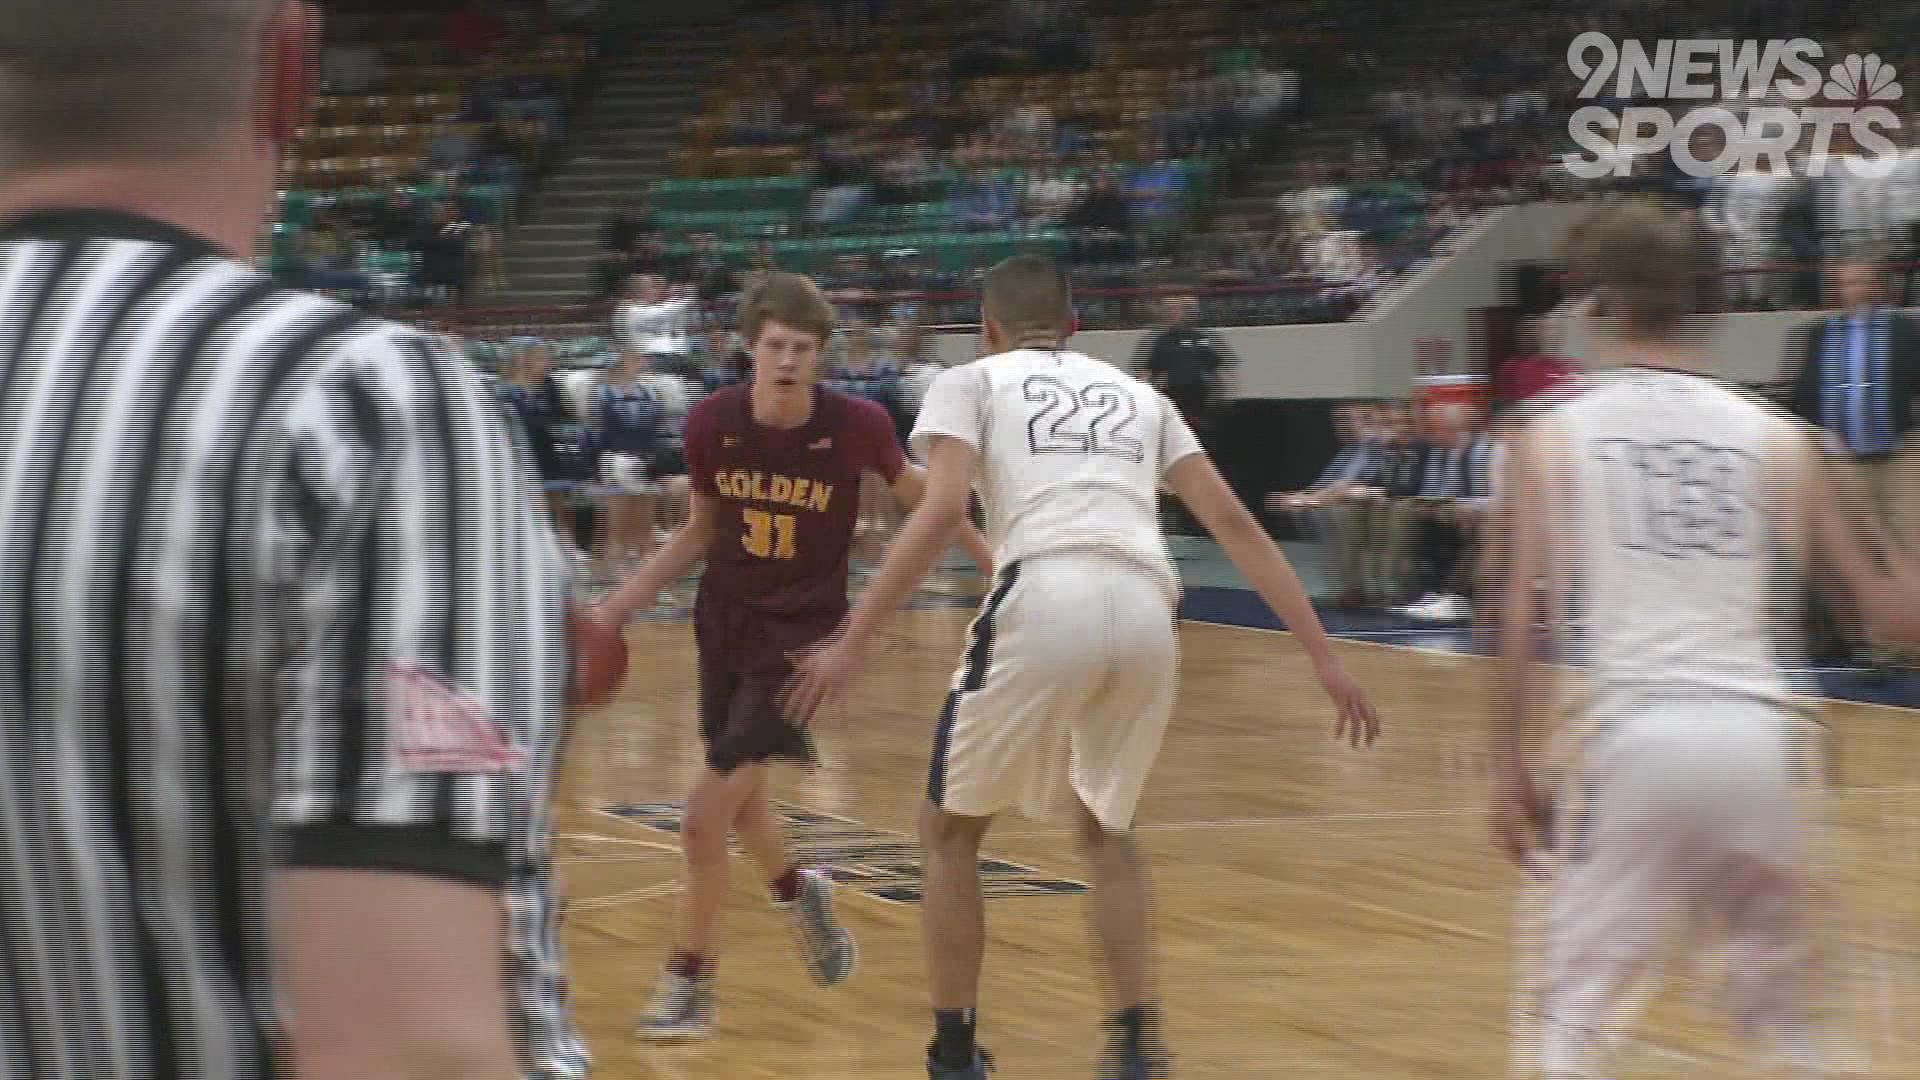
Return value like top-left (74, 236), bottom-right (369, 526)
top-left (1525, 694), bottom-right (1826, 1077)
top-left (600, 452), bottom-right (658, 496)
top-left (926, 555), bottom-right (1177, 832)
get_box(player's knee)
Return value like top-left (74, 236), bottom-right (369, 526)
top-left (681, 777), bottom-right (742, 857)
top-left (918, 800), bottom-right (987, 854)
top-left (679, 810), bottom-right (727, 862)
top-left (1073, 805), bottom-right (1134, 859)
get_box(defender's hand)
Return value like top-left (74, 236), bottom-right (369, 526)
top-left (783, 633), bottom-right (864, 729)
top-left (1314, 659), bottom-right (1379, 748)
top-left (1490, 755), bottom-right (1553, 875)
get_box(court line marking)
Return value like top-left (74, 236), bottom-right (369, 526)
top-left (1178, 613), bottom-right (1920, 715)
top-left (988, 783), bottom-right (1920, 839)
top-left (556, 854), bottom-right (677, 866)
top-left (567, 880), bottom-right (681, 913)
top-left (555, 832), bottom-right (682, 852)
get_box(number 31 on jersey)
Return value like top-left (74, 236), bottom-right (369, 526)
top-left (742, 508), bottom-right (797, 560)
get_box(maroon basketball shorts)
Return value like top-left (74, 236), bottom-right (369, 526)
top-left (692, 600), bottom-right (836, 773)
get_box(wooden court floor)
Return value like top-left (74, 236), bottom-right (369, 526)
top-left (553, 609), bottom-right (1920, 1079)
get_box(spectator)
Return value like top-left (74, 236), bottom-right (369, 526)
top-left (613, 273), bottom-right (700, 362)
top-left (955, 169), bottom-right (1018, 230)
top-left (370, 189), bottom-right (421, 251)
top-left (293, 208), bottom-right (372, 298)
top-left (685, 233), bottom-right (739, 303)
top-left (1391, 408), bottom-right (1480, 623)
top-left (1127, 152), bottom-right (1187, 222)
top-left (1491, 318), bottom-right (1577, 412)
top-left (1367, 404), bottom-right (1426, 604)
top-left (417, 200), bottom-right (474, 307)
top-left (597, 197), bottom-right (657, 300)
top-left (1066, 169), bottom-right (1134, 262)
top-left (1784, 257), bottom-right (1920, 672)
top-left (1135, 290), bottom-right (1236, 439)
top-left (808, 138), bottom-right (874, 226)
top-left (1024, 165), bottom-right (1083, 227)
top-left (1266, 404), bottom-right (1382, 607)
top-left (876, 137), bottom-right (942, 205)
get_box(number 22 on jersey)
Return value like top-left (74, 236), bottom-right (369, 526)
top-left (1024, 375), bottom-right (1144, 461)
top-left (742, 508), bottom-right (797, 560)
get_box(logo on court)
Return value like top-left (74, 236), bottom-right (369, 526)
top-left (604, 801), bottom-right (1088, 904)
top-left (1564, 34), bottom-right (1904, 178)
top-left (387, 661), bottom-right (527, 774)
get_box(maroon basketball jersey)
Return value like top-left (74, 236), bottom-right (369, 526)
top-left (684, 384), bottom-right (905, 666)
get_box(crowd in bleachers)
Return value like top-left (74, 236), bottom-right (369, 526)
top-left (266, 1), bottom-right (597, 308)
top-left (601, 0), bottom-right (1584, 328)
top-left (592, 0), bottom-right (1298, 323)
top-left (1170, 0), bottom-right (1920, 322)
top-left (266, 0), bottom-right (1920, 332)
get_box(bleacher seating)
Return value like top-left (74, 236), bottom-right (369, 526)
top-left (262, 5), bottom-right (596, 307)
top-left (614, 1), bottom-right (1253, 296)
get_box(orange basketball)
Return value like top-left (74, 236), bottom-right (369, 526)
top-left (569, 609), bottom-right (629, 712)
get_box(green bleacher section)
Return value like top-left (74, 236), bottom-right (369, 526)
top-left (641, 160), bottom-right (1215, 270)
top-left (267, 183), bottom-right (515, 279)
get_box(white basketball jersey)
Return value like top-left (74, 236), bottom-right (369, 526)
top-left (614, 298), bottom-right (697, 356)
top-left (1543, 369), bottom-right (1810, 720)
top-left (912, 348), bottom-right (1204, 602)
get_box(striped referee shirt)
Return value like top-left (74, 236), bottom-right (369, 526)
top-left (0, 209), bottom-right (572, 1080)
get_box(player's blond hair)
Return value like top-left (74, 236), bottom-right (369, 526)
top-left (0, 0), bottom-right (278, 175)
top-left (737, 272), bottom-right (835, 347)
top-left (981, 255), bottom-right (1073, 342)
top-left (1563, 201), bottom-right (1708, 342)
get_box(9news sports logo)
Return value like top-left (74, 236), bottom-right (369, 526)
top-left (1563, 34), bottom-right (1903, 179)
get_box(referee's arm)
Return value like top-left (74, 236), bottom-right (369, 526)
top-left (271, 330), bottom-right (567, 1080)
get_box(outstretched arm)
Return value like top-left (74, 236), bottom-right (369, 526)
top-left (889, 462), bottom-right (994, 578)
top-left (784, 436), bottom-right (979, 725)
top-left (1163, 452), bottom-right (1378, 746)
top-left (1482, 422), bottom-right (1554, 870)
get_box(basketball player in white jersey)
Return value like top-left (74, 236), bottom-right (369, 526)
top-left (613, 273), bottom-right (699, 359)
top-left (1488, 203), bottom-right (1920, 1080)
top-left (786, 255), bottom-right (1378, 1080)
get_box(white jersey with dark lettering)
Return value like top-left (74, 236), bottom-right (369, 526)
top-left (1534, 367), bottom-right (1812, 723)
top-left (911, 347), bottom-right (1203, 603)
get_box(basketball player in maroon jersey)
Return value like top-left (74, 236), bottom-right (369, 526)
top-left (589, 272), bottom-right (992, 1039)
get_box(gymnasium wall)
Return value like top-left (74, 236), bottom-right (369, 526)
top-left (918, 198), bottom-right (1903, 526)
top-left (929, 309), bottom-right (1854, 398)
top-left (926, 322), bottom-right (1373, 398)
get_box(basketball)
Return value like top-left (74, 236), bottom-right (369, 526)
top-left (569, 608), bottom-right (629, 712)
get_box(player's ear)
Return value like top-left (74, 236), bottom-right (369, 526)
top-left (254, 0), bottom-right (322, 148)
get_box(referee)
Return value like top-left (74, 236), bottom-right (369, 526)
top-left (0, 4), bottom-right (578, 1080)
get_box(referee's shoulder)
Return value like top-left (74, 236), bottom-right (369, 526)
top-left (248, 283), bottom-right (486, 397)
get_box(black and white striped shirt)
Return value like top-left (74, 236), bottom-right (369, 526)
top-left (0, 209), bottom-right (571, 1080)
